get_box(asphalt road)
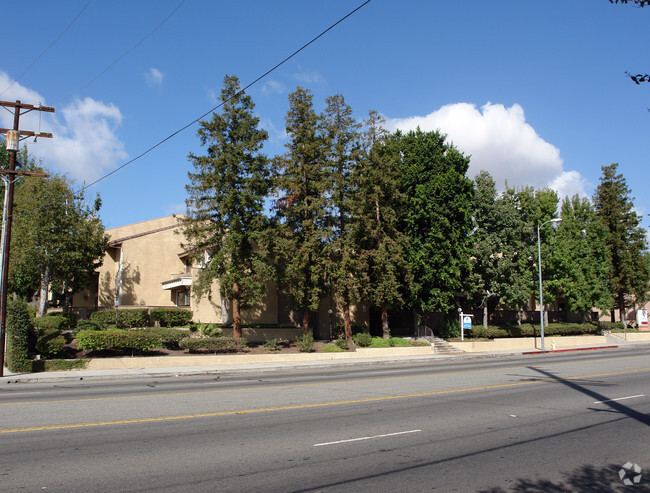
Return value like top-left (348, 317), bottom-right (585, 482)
top-left (0, 347), bottom-right (648, 492)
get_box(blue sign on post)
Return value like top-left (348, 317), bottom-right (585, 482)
top-left (463, 316), bottom-right (472, 330)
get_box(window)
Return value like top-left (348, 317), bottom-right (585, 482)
top-left (176, 289), bottom-right (190, 307)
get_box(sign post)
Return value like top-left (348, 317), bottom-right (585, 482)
top-left (459, 312), bottom-right (473, 341)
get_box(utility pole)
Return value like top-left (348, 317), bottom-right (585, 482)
top-left (0, 100), bottom-right (54, 376)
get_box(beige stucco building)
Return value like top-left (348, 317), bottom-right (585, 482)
top-left (75, 216), bottom-right (369, 338)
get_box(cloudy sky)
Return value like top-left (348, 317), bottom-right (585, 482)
top-left (0, 1), bottom-right (648, 228)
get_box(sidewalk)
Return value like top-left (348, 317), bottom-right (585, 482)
top-left (3, 340), bottom-right (641, 384)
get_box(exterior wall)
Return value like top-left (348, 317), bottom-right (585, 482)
top-left (97, 216), bottom-right (185, 309)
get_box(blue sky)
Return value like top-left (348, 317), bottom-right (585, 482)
top-left (1, 1), bottom-right (648, 229)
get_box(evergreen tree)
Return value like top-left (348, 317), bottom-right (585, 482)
top-left (394, 129), bottom-right (474, 318)
top-left (593, 163), bottom-right (650, 323)
top-left (273, 87), bottom-right (329, 333)
top-left (356, 111), bottom-right (411, 338)
top-left (321, 94), bottom-right (364, 342)
top-left (550, 195), bottom-right (612, 320)
top-left (470, 171), bottom-right (529, 327)
top-left (183, 74), bottom-right (271, 339)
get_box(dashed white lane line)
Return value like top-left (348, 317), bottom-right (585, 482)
top-left (593, 394), bottom-right (645, 404)
top-left (314, 429), bottom-right (422, 447)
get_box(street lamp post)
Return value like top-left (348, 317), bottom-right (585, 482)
top-left (537, 218), bottom-right (561, 352)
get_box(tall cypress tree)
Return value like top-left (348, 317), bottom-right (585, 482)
top-left (593, 163), bottom-right (650, 323)
top-left (322, 94), bottom-right (363, 342)
top-left (183, 74), bottom-right (271, 339)
top-left (355, 111), bottom-right (411, 338)
top-left (273, 87), bottom-right (328, 334)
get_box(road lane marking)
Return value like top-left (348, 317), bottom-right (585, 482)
top-left (593, 394), bottom-right (645, 404)
top-left (313, 429), bottom-right (421, 447)
top-left (1, 367), bottom-right (649, 434)
top-left (2, 355), bottom-right (648, 407)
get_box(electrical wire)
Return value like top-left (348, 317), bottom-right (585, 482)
top-left (0, 1), bottom-right (93, 97)
top-left (56, 0), bottom-right (187, 104)
top-left (74, 0), bottom-right (373, 197)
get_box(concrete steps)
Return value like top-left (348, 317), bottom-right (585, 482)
top-left (432, 336), bottom-right (464, 354)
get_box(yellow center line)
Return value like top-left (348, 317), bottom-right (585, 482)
top-left (2, 353), bottom-right (648, 407)
top-left (1, 367), bottom-right (647, 434)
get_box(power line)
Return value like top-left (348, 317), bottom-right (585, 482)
top-left (0, 1), bottom-right (93, 97)
top-left (57, 0), bottom-right (187, 104)
top-left (74, 0), bottom-right (373, 196)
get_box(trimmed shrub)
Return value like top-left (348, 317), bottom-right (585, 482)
top-left (45, 311), bottom-right (77, 329)
top-left (36, 328), bottom-right (67, 358)
top-left (466, 322), bottom-right (600, 340)
top-left (6, 299), bottom-right (34, 373)
top-left (353, 332), bottom-right (373, 347)
top-left (296, 332), bottom-right (314, 353)
top-left (142, 327), bottom-right (188, 350)
top-left (188, 322), bottom-right (223, 337)
top-left (150, 308), bottom-right (193, 327)
top-left (598, 321), bottom-right (625, 331)
top-left (34, 315), bottom-right (68, 333)
top-left (76, 329), bottom-right (160, 353)
top-left (74, 319), bottom-right (101, 334)
top-left (90, 309), bottom-right (149, 329)
top-left (368, 337), bottom-right (391, 348)
top-left (335, 338), bottom-right (348, 350)
top-left (179, 337), bottom-right (247, 353)
top-left (388, 337), bottom-right (412, 347)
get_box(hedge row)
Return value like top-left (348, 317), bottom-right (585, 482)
top-left (76, 329), bottom-right (161, 353)
top-left (6, 300), bottom-right (33, 373)
top-left (36, 328), bottom-right (67, 358)
top-left (179, 337), bottom-right (247, 353)
top-left (90, 308), bottom-right (193, 329)
top-left (467, 323), bottom-right (601, 339)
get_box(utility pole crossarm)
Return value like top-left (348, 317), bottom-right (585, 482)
top-left (0, 170), bottom-right (49, 178)
top-left (0, 129), bottom-right (53, 139)
top-left (0, 101), bottom-right (54, 113)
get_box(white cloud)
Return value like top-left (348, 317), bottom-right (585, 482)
top-left (290, 70), bottom-right (325, 85)
top-left (387, 102), bottom-right (587, 199)
top-left (261, 79), bottom-right (285, 95)
top-left (0, 72), bottom-right (127, 182)
top-left (145, 67), bottom-right (164, 87)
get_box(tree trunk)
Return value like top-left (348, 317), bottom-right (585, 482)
top-left (483, 303), bottom-right (488, 329)
top-left (232, 283), bottom-right (242, 339)
top-left (37, 270), bottom-right (50, 317)
top-left (517, 309), bottom-right (522, 327)
top-left (381, 305), bottom-right (389, 339)
top-left (302, 308), bottom-right (310, 335)
top-left (343, 303), bottom-right (352, 342)
top-left (543, 306), bottom-right (549, 327)
top-left (618, 290), bottom-right (626, 326)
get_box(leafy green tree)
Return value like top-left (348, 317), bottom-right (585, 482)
top-left (182, 74), bottom-right (271, 339)
top-left (593, 163), bottom-right (650, 323)
top-left (393, 129), bottom-right (474, 318)
top-left (470, 171), bottom-right (530, 327)
top-left (356, 111), bottom-right (411, 338)
top-left (321, 94), bottom-right (364, 342)
top-left (549, 195), bottom-right (613, 321)
top-left (273, 87), bottom-right (329, 334)
top-left (10, 173), bottom-right (107, 316)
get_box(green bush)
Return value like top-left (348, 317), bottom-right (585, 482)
top-left (74, 319), bottom-right (101, 334)
top-left (353, 332), bottom-right (373, 347)
top-left (45, 311), bottom-right (77, 329)
top-left (76, 329), bottom-right (160, 353)
top-left (90, 309), bottom-right (150, 329)
top-left (598, 321), bottom-right (625, 331)
top-left (368, 337), bottom-right (391, 348)
top-left (36, 327), bottom-right (67, 358)
top-left (142, 327), bottom-right (188, 349)
top-left (6, 299), bottom-right (34, 373)
top-left (296, 332), bottom-right (314, 352)
top-left (34, 315), bottom-right (68, 333)
top-left (388, 337), bottom-right (412, 347)
top-left (321, 344), bottom-right (345, 352)
top-left (178, 337), bottom-right (247, 353)
top-left (188, 322), bottom-right (223, 337)
top-left (335, 338), bottom-right (348, 350)
top-left (465, 322), bottom-right (600, 340)
top-left (263, 338), bottom-right (281, 352)
top-left (434, 318), bottom-right (461, 339)
top-left (150, 308), bottom-right (193, 327)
